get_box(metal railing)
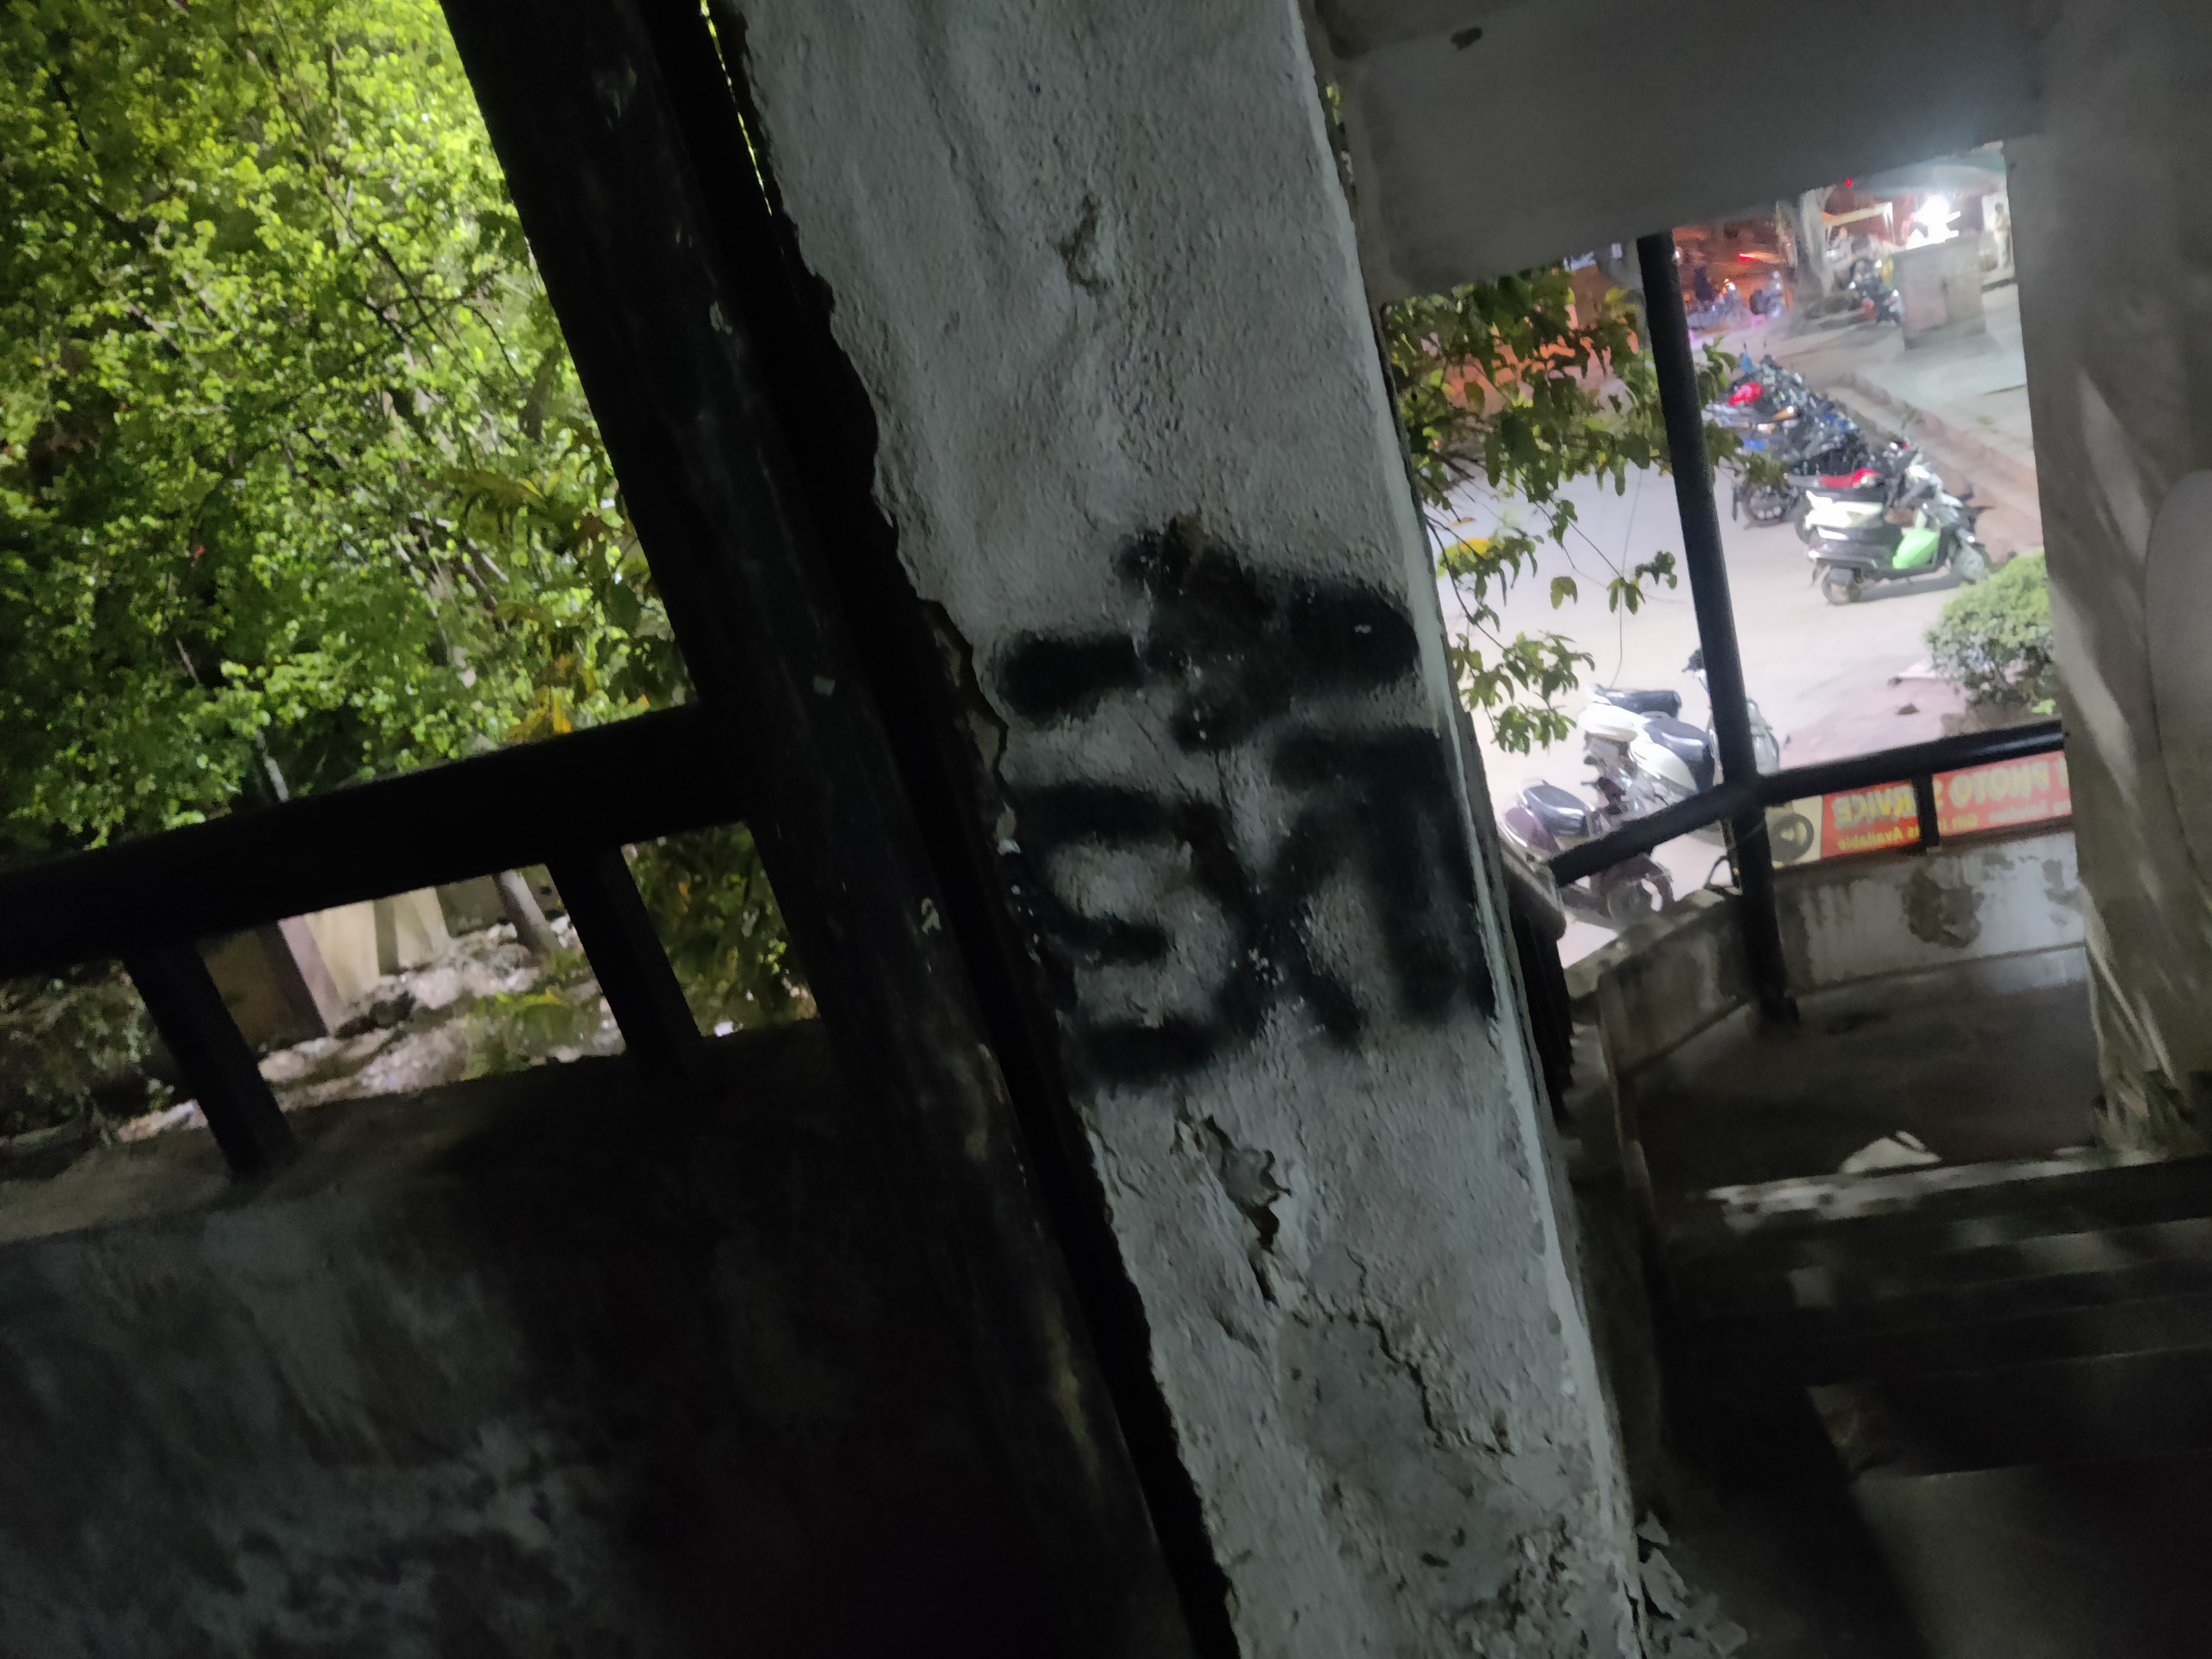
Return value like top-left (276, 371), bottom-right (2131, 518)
top-left (1548, 717), bottom-right (2067, 886)
top-left (1562, 231), bottom-right (2064, 1020)
top-left (0, 707), bottom-right (740, 1171)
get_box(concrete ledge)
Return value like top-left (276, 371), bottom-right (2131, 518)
top-left (0, 1022), bottom-right (1061, 1656)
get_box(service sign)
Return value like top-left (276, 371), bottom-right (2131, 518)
top-left (1768, 782), bottom-right (1919, 864)
top-left (1767, 752), bottom-right (2070, 866)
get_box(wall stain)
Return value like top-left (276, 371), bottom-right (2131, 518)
top-left (1903, 863), bottom-right (1984, 949)
top-left (2043, 856), bottom-right (2079, 911)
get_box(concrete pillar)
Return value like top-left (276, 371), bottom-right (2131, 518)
top-left (2010, 0), bottom-right (2212, 1151)
top-left (731, 3), bottom-right (1637, 1651)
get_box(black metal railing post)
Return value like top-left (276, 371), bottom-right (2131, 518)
top-left (1636, 231), bottom-right (1794, 1021)
top-left (1913, 773), bottom-right (1943, 851)
top-left (123, 943), bottom-right (296, 1176)
top-left (547, 846), bottom-right (706, 1081)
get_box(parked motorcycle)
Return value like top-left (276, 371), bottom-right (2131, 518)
top-left (1797, 446), bottom-right (1990, 603)
top-left (1712, 360), bottom-right (1870, 527)
top-left (1500, 775), bottom-right (1674, 927)
top-left (1735, 396), bottom-right (1870, 526)
top-left (1845, 257), bottom-right (1903, 326)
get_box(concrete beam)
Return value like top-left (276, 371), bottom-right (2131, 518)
top-left (1322, 0), bottom-right (2043, 298)
top-left (731, 2), bottom-right (1637, 1650)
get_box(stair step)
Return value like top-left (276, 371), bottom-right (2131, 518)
top-left (1698, 1289), bottom-right (2212, 1385)
top-left (1807, 1343), bottom-right (2212, 1477)
top-left (1665, 1151), bottom-right (2212, 1274)
top-left (1850, 1449), bottom-right (2212, 1659)
top-left (1679, 1215), bottom-right (2212, 1317)
top-left (1689, 1249), bottom-right (2212, 1351)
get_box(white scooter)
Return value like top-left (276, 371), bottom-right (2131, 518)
top-left (1574, 651), bottom-right (1780, 828)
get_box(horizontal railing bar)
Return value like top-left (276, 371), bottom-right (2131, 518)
top-left (1753, 719), bottom-right (2064, 806)
top-left (0, 706), bottom-right (742, 982)
top-left (1548, 782), bottom-right (1755, 884)
top-left (1546, 719), bottom-right (2067, 886)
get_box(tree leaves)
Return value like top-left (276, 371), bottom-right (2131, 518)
top-left (1385, 264), bottom-right (1741, 751)
top-left (0, 0), bottom-right (685, 857)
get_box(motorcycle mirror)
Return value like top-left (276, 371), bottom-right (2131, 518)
top-left (1685, 648), bottom-right (1705, 672)
top-left (1957, 483), bottom-right (1975, 501)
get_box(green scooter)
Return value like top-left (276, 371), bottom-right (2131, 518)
top-left (1797, 447), bottom-right (1990, 604)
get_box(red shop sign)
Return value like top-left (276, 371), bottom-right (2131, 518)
top-left (1822, 780), bottom-right (1920, 857)
top-left (1935, 753), bottom-right (2071, 837)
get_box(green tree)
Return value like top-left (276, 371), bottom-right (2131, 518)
top-left (1385, 267), bottom-right (1742, 752)
top-left (0, 0), bottom-right (807, 1068)
top-left (0, 0), bottom-right (681, 857)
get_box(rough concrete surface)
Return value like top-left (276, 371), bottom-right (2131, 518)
top-left (2008, 0), bottom-right (2212, 1155)
top-left (0, 1027), bottom-right (1060, 1657)
top-left (1634, 972), bottom-right (2098, 1196)
top-left (732, 2), bottom-right (1636, 1651)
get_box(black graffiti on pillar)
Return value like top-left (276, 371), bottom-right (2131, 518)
top-left (992, 521), bottom-right (1495, 1086)
top-left (995, 521), bottom-right (1422, 748)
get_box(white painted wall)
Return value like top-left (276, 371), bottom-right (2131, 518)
top-left (2007, 0), bottom-right (2212, 1152)
top-left (1777, 828), bottom-right (2081, 990)
top-left (732, 2), bottom-right (1637, 1651)
top-left (1319, 0), bottom-right (2043, 297)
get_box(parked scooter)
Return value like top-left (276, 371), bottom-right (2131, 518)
top-left (1797, 446), bottom-right (1991, 603)
top-left (1500, 775), bottom-right (1674, 927)
top-left (1574, 653), bottom-right (1781, 823)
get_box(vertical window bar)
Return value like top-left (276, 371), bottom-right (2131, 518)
top-left (546, 846), bottom-right (704, 1082)
top-left (123, 942), bottom-right (297, 1176)
top-left (1635, 231), bottom-right (1795, 1021)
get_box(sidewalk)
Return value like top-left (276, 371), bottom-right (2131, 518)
top-left (1756, 285), bottom-right (2044, 556)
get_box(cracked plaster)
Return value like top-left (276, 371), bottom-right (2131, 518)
top-left (729, 1), bottom-right (1636, 1651)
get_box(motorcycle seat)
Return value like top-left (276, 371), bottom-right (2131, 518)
top-left (1641, 715), bottom-right (1717, 792)
top-left (1523, 782), bottom-right (1590, 837)
top-left (1593, 685), bottom-right (1682, 717)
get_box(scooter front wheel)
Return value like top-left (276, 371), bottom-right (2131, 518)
top-left (1820, 565), bottom-right (1864, 606)
top-left (1952, 538), bottom-right (1991, 582)
top-left (1743, 483), bottom-right (1795, 526)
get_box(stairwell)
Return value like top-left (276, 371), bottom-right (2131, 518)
top-left (1662, 1149), bottom-right (2212, 1658)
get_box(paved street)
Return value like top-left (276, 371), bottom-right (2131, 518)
top-left (1447, 288), bottom-right (2044, 959)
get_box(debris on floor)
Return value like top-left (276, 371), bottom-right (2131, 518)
top-left (1637, 1517), bottom-right (1750, 1657)
top-left (111, 919), bottom-right (624, 1142)
top-left (1838, 1130), bottom-right (1942, 1175)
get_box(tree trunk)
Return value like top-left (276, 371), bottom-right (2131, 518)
top-left (1778, 188), bottom-right (1834, 302)
top-left (495, 869), bottom-right (561, 956)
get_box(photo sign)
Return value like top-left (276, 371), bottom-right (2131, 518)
top-left (1767, 753), bottom-right (2069, 866)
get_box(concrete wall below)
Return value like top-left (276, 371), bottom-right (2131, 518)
top-left (1589, 825), bottom-right (2083, 1086)
top-left (0, 1026), bottom-right (1059, 1658)
top-left (1777, 826), bottom-right (2081, 991)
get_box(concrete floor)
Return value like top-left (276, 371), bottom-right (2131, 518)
top-left (1618, 954), bottom-right (2195, 1659)
top-left (1632, 971), bottom-right (2100, 1198)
